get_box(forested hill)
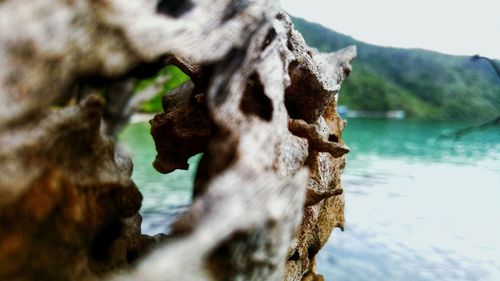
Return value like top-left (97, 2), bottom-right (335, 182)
top-left (292, 17), bottom-right (500, 120)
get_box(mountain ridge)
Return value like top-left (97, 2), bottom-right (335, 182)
top-left (291, 16), bottom-right (500, 120)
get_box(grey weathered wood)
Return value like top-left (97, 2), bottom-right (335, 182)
top-left (0, 1), bottom-right (355, 281)
top-left (148, 12), bottom-right (356, 281)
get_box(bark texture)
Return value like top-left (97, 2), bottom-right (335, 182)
top-left (0, 1), bottom-right (355, 281)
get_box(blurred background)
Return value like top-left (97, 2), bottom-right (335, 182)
top-left (118, 1), bottom-right (500, 280)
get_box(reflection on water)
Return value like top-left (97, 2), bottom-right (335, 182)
top-left (119, 119), bottom-right (500, 281)
top-left (317, 119), bottom-right (500, 281)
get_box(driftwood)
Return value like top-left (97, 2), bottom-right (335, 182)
top-left (0, 1), bottom-right (355, 281)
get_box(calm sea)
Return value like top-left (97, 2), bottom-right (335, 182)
top-left (119, 118), bottom-right (500, 281)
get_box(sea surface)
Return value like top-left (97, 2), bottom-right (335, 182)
top-left (119, 118), bottom-right (500, 281)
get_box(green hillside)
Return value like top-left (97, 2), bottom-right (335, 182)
top-left (292, 17), bottom-right (500, 120)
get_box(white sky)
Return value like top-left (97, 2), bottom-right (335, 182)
top-left (281, 0), bottom-right (500, 59)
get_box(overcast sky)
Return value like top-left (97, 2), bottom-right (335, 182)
top-left (281, 0), bottom-right (500, 59)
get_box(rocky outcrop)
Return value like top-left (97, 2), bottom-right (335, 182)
top-left (0, 1), bottom-right (355, 280)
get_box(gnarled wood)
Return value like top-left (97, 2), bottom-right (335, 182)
top-left (0, 1), bottom-right (355, 281)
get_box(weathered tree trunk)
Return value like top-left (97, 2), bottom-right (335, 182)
top-left (0, 1), bottom-right (355, 281)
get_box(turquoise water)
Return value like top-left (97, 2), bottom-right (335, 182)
top-left (119, 122), bottom-right (200, 233)
top-left (119, 119), bottom-right (500, 281)
top-left (317, 119), bottom-right (500, 281)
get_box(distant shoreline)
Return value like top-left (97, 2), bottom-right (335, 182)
top-left (338, 106), bottom-right (406, 119)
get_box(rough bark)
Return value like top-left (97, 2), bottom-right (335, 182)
top-left (0, 1), bottom-right (355, 281)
